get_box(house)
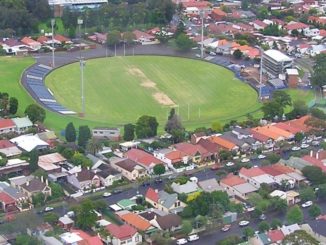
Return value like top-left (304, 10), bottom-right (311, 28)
top-left (252, 20), bottom-right (268, 30)
top-left (111, 158), bottom-right (147, 181)
top-left (12, 117), bottom-right (33, 133)
top-left (211, 8), bottom-right (227, 21)
top-left (208, 136), bottom-right (239, 151)
top-left (132, 30), bottom-right (156, 44)
top-left (19, 177), bottom-right (52, 200)
top-left (117, 211), bottom-right (156, 234)
top-left (145, 188), bottom-right (186, 213)
top-left (173, 142), bottom-right (213, 164)
top-left (239, 167), bottom-right (276, 188)
top-left (60, 229), bottom-right (102, 245)
top-left (88, 32), bottom-right (107, 44)
top-left (270, 190), bottom-right (300, 205)
top-left (197, 138), bottom-right (220, 160)
top-left (267, 229), bottom-right (285, 244)
top-left (220, 174), bottom-right (258, 200)
top-left (54, 34), bottom-right (72, 44)
top-left (0, 182), bottom-right (28, 211)
top-left (10, 135), bottom-right (49, 152)
top-left (92, 127), bottom-right (120, 141)
top-left (38, 152), bottom-right (66, 174)
top-left (251, 125), bottom-right (294, 141)
top-left (285, 22), bottom-right (309, 35)
top-left (220, 132), bottom-right (251, 152)
top-left (0, 192), bottom-right (17, 212)
top-left (232, 127), bottom-right (263, 150)
top-left (105, 223), bottom-right (142, 245)
top-left (249, 129), bottom-right (274, 150)
top-left (0, 38), bottom-right (28, 55)
top-left (0, 119), bottom-right (15, 135)
top-left (171, 181), bottom-right (199, 194)
top-left (37, 130), bottom-right (58, 145)
top-left (151, 213), bottom-right (182, 232)
top-left (96, 164), bottom-right (122, 187)
top-left (117, 199), bottom-right (137, 210)
top-left (125, 148), bottom-right (163, 173)
top-left (191, 132), bottom-right (206, 144)
top-left (198, 178), bottom-right (223, 193)
top-left (304, 28), bottom-right (320, 37)
top-left (0, 140), bottom-right (22, 157)
top-left (286, 68), bottom-right (299, 88)
top-left (67, 168), bottom-right (100, 191)
top-left (250, 233), bottom-right (273, 245)
top-left (0, 158), bottom-right (29, 177)
top-left (58, 215), bottom-right (74, 231)
top-left (20, 37), bottom-right (41, 50)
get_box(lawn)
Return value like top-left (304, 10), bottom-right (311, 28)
top-left (45, 56), bottom-right (262, 128)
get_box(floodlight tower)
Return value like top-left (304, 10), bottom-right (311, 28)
top-left (51, 18), bottom-right (55, 68)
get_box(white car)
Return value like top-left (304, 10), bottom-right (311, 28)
top-left (103, 192), bottom-right (112, 197)
top-left (291, 146), bottom-right (300, 151)
top-left (311, 141), bottom-right (320, 146)
top-left (44, 206), bottom-right (54, 212)
top-left (258, 154), bottom-right (266, 159)
top-left (241, 158), bottom-right (250, 163)
top-left (209, 51), bottom-right (217, 56)
top-left (176, 238), bottom-right (188, 245)
top-left (301, 144), bottom-right (309, 149)
top-left (226, 162), bottom-right (235, 167)
top-left (302, 201), bottom-right (313, 208)
top-left (187, 234), bottom-right (199, 241)
top-left (239, 220), bottom-right (250, 227)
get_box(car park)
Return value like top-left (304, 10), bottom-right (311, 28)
top-left (187, 234), bottom-right (199, 241)
top-left (302, 201), bottom-right (313, 208)
top-left (103, 192), bottom-right (112, 197)
top-left (221, 224), bottom-right (231, 232)
top-left (239, 220), bottom-right (250, 227)
top-left (176, 238), bottom-right (188, 244)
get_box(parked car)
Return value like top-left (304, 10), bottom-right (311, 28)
top-left (209, 51), bottom-right (217, 56)
top-left (154, 178), bottom-right (163, 184)
top-left (112, 189), bottom-right (122, 194)
top-left (142, 182), bottom-right (150, 187)
top-left (221, 224), bottom-right (231, 232)
top-left (311, 141), bottom-right (320, 146)
top-left (258, 154), bottom-right (266, 159)
top-left (176, 238), bottom-right (188, 245)
top-left (300, 144), bottom-right (309, 149)
top-left (103, 192), bottom-right (112, 197)
top-left (44, 207), bottom-right (54, 212)
top-left (259, 214), bottom-right (266, 220)
top-left (239, 220), bottom-right (250, 227)
top-left (241, 158), bottom-right (250, 163)
top-left (291, 146), bottom-right (300, 151)
top-left (226, 162), bottom-right (235, 167)
top-left (302, 201), bottom-right (313, 208)
top-left (188, 234), bottom-right (199, 241)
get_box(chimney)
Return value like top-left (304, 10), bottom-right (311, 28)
top-left (316, 152), bottom-right (319, 160)
top-left (45, 179), bottom-right (48, 186)
top-left (155, 189), bottom-right (158, 193)
top-left (41, 176), bottom-right (44, 183)
top-left (310, 150), bottom-right (313, 157)
top-left (26, 181), bottom-right (29, 186)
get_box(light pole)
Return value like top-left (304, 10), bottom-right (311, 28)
top-left (51, 18), bottom-right (55, 68)
top-left (80, 58), bottom-right (86, 115)
top-left (256, 45), bottom-right (264, 100)
top-left (200, 10), bottom-right (204, 59)
top-left (77, 18), bottom-right (83, 59)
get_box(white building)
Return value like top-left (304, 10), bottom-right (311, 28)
top-left (262, 49), bottom-right (293, 78)
top-left (304, 28), bottom-right (320, 37)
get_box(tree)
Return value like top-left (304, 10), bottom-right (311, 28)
top-left (243, 227), bottom-right (255, 239)
top-left (15, 234), bottom-right (42, 245)
top-left (44, 212), bottom-right (59, 225)
top-left (78, 125), bottom-right (91, 148)
top-left (106, 30), bottom-right (121, 47)
top-left (271, 218), bottom-right (282, 229)
top-left (181, 220), bottom-right (192, 235)
top-left (175, 21), bottom-right (186, 37)
top-left (294, 132), bottom-right (304, 143)
top-left (233, 49), bottom-right (243, 59)
top-left (217, 235), bottom-right (242, 245)
top-left (175, 33), bottom-right (194, 51)
top-left (123, 123), bottom-right (135, 141)
top-left (266, 153), bottom-right (281, 164)
top-left (241, 0), bottom-right (249, 10)
top-left (310, 108), bottom-right (326, 120)
top-left (49, 182), bottom-right (64, 199)
top-left (165, 108), bottom-right (184, 143)
top-left (135, 115), bottom-right (159, 138)
top-left (71, 152), bottom-right (92, 168)
top-left (311, 53), bottom-right (326, 89)
top-left (0, 45), bottom-right (6, 56)
top-left (258, 221), bottom-right (270, 232)
top-left (65, 122), bottom-right (76, 143)
top-left (299, 187), bottom-right (316, 202)
top-left (76, 199), bottom-right (97, 230)
top-left (29, 150), bottom-right (39, 172)
top-left (317, 184), bottom-right (326, 200)
top-left (270, 197), bottom-right (287, 213)
top-left (308, 204), bottom-right (321, 218)
top-left (9, 97), bottom-right (18, 114)
top-left (24, 104), bottom-right (46, 123)
top-left (87, 138), bottom-right (103, 155)
top-left (153, 164), bottom-right (166, 176)
top-left (302, 166), bottom-right (326, 185)
top-left (282, 230), bottom-right (319, 245)
top-left (287, 100), bottom-right (308, 119)
top-left (32, 192), bottom-right (45, 207)
top-left (273, 90), bottom-right (292, 108)
top-left (286, 205), bottom-right (303, 224)
top-left (262, 100), bottom-right (284, 120)
top-left (122, 31), bottom-right (136, 45)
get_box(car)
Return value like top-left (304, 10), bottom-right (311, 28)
top-left (226, 162), bottom-right (235, 167)
top-left (103, 192), bottom-right (112, 197)
top-left (258, 154), bottom-right (266, 159)
top-left (312, 141), bottom-right (320, 146)
top-left (142, 182), bottom-right (150, 187)
top-left (187, 234), bottom-right (199, 241)
top-left (291, 146), bottom-right (300, 151)
top-left (239, 220), bottom-right (250, 227)
top-left (154, 178), bottom-right (163, 184)
top-left (301, 144), bottom-right (309, 149)
top-left (221, 224), bottom-right (231, 232)
top-left (44, 207), bottom-right (54, 212)
top-left (209, 51), bottom-right (216, 56)
top-left (176, 238), bottom-right (188, 244)
top-left (241, 158), bottom-right (250, 163)
top-left (195, 54), bottom-right (201, 58)
top-left (302, 201), bottom-right (313, 208)
top-left (259, 214), bottom-right (266, 220)
top-left (112, 189), bottom-right (122, 194)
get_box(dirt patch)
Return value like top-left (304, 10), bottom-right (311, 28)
top-left (128, 66), bottom-right (176, 106)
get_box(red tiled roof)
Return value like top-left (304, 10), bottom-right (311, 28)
top-left (182, 1), bottom-right (211, 8)
top-left (165, 150), bottom-right (187, 163)
top-left (239, 167), bottom-right (266, 177)
top-left (37, 36), bottom-right (49, 44)
top-left (260, 165), bottom-right (282, 176)
top-left (302, 156), bottom-right (326, 172)
top-left (271, 163), bottom-right (294, 174)
top-left (0, 119), bottom-right (15, 129)
top-left (54, 34), bottom-right (70, 43)
top-left (133, 30), bottom-right (155, 40)
top-left (145, 187), bottom-right (159, 203)
top-left (249, 129), bottom-right (270, 142)
top-left (221, 174), bottom-right (246, 187)
top-left (120, 212), bottom-right (151, 231)
top-left (174, 142), bottom-right (209, 157)
top-left (212, 8), bottom-right (227, 17)
top-left (267, 229), bottom-right (285, 242)
top-left (106, 224), bottom-right (137, 240)
top-left (209, 136), bottom-right (237, 150)
top-left (21, 37), bottom-right (40, 46)
top-left (253, 20), bottom-right (268, 28)
top-left (0, 140), bottom-right (14, 149)
top-left (285, 22), bottom-right (309, 31)
top-left (126, 148), bottom-right (162, 167)
top-left (0, 192), bottom-right (15, 205)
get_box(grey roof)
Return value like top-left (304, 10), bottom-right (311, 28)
top-left (308, 220), bottom-right (326, 236)
top-left (198, 178), bottom-right (222, 193)
top-left (59, 216), bottom-right (74, 225)
top-left (156, 214), bottom-right (181, 230)
top-left (280, 157), bottom-right (311, 170)
top-left (171, 181), bottom-right (199, 194)
top-left (233, 183), bottom-right (258, 194)
top-left (232, 127), bottom-right (252, 136)
top-left (0, 182), bottom-right (25, 199)
top-left (158, 191), bottom-right (178, 209)
top-left (220, 132), bottom-right (248, 147)
top-left (12, 117), bottom-right (33, 129)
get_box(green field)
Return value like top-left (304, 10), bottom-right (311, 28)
top-left (0, 56), bottom-right (316, 135)
top-left (45, 56), bottom-right (262, 128)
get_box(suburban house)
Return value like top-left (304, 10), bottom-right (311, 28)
top-left (58, 215), bottom-right (74, 231)
top-left (0, 159), bottom-right (29, 177)
top-left (198, 178), bottom-right (223, 193)
top-left (125, 148), bottom-right (163, 173)
top-left (10, 135), bottom-right (49, 152)
top-left (53, 34), bottom-right (72, 44)
top-left (285, 22), bottom-right (309, 35)
top-left (220, 174), bottom-right (258, 200)
top-left (231, 127), bottom-right (263, 150)
top-left (96, 163), bottom-right (122, 187)
top-left (211, 8), bottom-right (227, 21)
top-left (0, 38), bottom-right (28, 55)
top-left (208, 136), bottom-right (239, 152)
top-left (19, 177), bottom-right (52, 200)
top-left (249, 129), bottom-right (274, 150)
top-left (191, 132), bottom-right (206, 144)
top-left (220, 132), bottom-right (251, 152)
top-left (270, 190), bottom-right (300, 205)
top-left (197, 138), bottom-right (220, 160)
top-left (171, 181), bottom-right (200, 194)
top-left (0, 182), bottom-right (28, 211)
top-left (12, 117), bottom-right (33, 134)
top-left (251, 19), bottom-right (268, 30)
top-left (0, 119), bottom-right (16, 135)
top-left (251, 125), bottom-right (294, 142)
top-left (20, 37), bottom-right (41, 50)
top-left (145, 188), bottom-right (186, 213)
top-left (111, 158), bottom-right (147, 181)
top-left (150, 213), bottom-right (182, 232)
top-left (239, 167), bottom-right (276, 188)
top-left (0, 140), bottom-right (22, 157)
top-left (172, 142), bottom-right (213, 164)
top-left (67, 168), bottom-right (101, 191)
top-left (60, 229), bottom-right (102, 245)
top-left (38, 152), bottom-right (66, 174)
top-left (132, 30), bottom-right (157, 44)
top-left (105, 223), bottom-right (142, 245)
top-left (0, 191), bottom-right (17, 212)
top-left (92, 127), bottom-right (121, 141)
top-left (88, 32), bottom-right (107, 44)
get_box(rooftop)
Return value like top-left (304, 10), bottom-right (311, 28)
top-left (264, 49), bottom-right (292, 63)
top-left (106, 223), bottom-right (137, 240)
